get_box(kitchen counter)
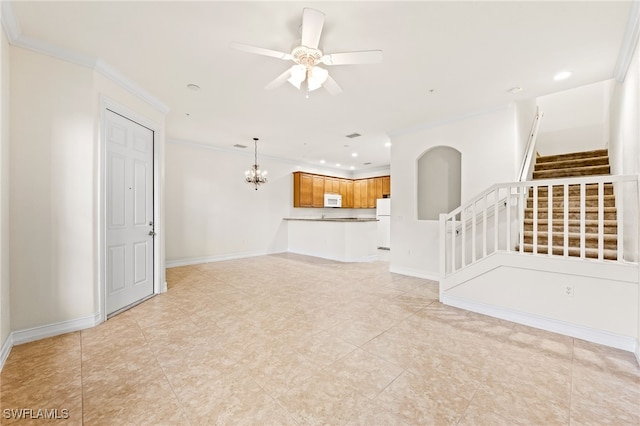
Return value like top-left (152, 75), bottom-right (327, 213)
top-left (285, 217), bottom-right (378, 262)
top-left (284, 217), bottom-right (377, 222)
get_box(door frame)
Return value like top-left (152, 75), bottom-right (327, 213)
top-left (97, 96), bottom-right (165, 322)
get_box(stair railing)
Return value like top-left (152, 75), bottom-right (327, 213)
top-left (440, 174), bottom-right (639, 278)
top-left (518, 108), bottom-right (544, 182)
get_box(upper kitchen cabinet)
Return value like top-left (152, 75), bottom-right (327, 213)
top-left (339, 179), bottom-right (353, 208)
top-left (293, 172), bottom-right (325, 207)
top-left (293, 172), bottom-right (390, 208)
top-left (382, 176), bottom-right (391, 197)
top-left (325, 176), bottom-right (340, 194)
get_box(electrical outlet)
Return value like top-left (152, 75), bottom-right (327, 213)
top-left (564, 285), bottom-right (574, 297)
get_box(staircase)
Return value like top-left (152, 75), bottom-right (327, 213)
top-left (522, 149), bottom-right (617, 260)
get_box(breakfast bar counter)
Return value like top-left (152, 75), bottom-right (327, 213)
top-left (284, 217), bottom-right (378, 262)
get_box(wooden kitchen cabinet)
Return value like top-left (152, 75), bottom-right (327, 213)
top-left (367, 178), bottom-right (376, 208)
top-left (382, 176), bottom-right (391, 197)
top-left (375, 177), bottom-right (384, 200)
top-left (293, 172), bottom-right (325, 207)
top-left (325, 177), bottom-right (340, 194)
top-left (340, 179), bottom-right (353, 208)
top-left (293, 172), bottom-right (390, 208)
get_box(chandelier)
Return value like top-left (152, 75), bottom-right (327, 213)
top-left (245, 137), bottom-right (267, 190)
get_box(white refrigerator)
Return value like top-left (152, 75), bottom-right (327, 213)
top-left (376, 198), bottom-right (391, 250)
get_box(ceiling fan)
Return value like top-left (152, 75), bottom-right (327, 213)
top-left (231, 8), bottom-right (383, 95)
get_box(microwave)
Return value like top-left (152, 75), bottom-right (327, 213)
top-left (324, 193), bottom-right (342, 208)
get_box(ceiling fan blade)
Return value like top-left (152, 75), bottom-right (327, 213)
top-left (321, 50), bottom-right (383, 66)
top-left (230, 42), bottom-right (292, 60)
top-left (301, 8), bottom-right (325, 49)
top-left (323, 75), bottom-right (342, 96)
top-left (264, 68), bottom-right (293, 90)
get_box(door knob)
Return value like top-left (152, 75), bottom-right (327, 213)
top-left (148, 230), bottom-right (156, 237)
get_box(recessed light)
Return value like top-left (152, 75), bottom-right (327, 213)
top-left (320, 159), bottom-right (325, 164)
top-left (553, 71), bottom-right (571, 81)
top-left (352, 153), bottom-right (358, 157)
top-left (350, 166), bottom-right (355, 170)
top-left (384, 142), bottom-right (392, 147)
top-left (187, 83), bottom-right (201, 91)
top-left (508, 87), bottom-right (523, 94)
top-left (336, 163), bottom-right (341, 167)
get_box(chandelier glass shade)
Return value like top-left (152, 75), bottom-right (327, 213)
top-left (245, 138), bottom-right (267, 190)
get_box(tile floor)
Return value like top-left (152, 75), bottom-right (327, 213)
top-left (1, 253), bottom-right (639, 425)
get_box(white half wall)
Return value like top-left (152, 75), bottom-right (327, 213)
top-left (441, 253), bottom-right (638, 350)
top-left (389, 105), bottom-right (518, 278)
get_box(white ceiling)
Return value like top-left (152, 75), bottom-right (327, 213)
top-left (9, 1), bottom-right (633, 172)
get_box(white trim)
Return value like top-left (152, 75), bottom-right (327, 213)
top-left (389, 265), bottom-right (440, 281)
top-left (613, 0), bottom-right (640, 82)
top-left (0, 1), bottom-right (169, 114)
top-left (0, 333), bottom-right (13, 371)
top-left (635, 340), bottom-right (640, 365)
top-left (95, 59), bottom-right (169, 114)
top-left (10, 313), bottom-right (101, 347)
top-left (442, 294), bottom-right (637, 353)
top-left (98, 97), bottom-right (165, 320)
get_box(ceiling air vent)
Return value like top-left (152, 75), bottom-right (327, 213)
top-left (363, 162), bottom-right (372, 165)
top-left (233, 144), bottom-right (248, 149)
top-left (346, 133), bottom-right (361, 139)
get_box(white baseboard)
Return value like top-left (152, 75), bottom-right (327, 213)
top-left (0, 312), bottom-right (102, 371)
top-left (0, 333), bottom-right (14, 371)
top-left (442, 294), bottom-right (637, 353)
top-left (635, 341), bottom-right (640, 366)
top-left (389, 265), bottom-right (440, 281)
top-left (11, 312), bottom-right (102, 346)
top-left (166, 249), bottom-right (286, 268)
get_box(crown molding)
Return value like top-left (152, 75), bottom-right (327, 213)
top-left (0, 1), bottom-right (169, 114)
top-left (613, 0), bottom-right (640, 82)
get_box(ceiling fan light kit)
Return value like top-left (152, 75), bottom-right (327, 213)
top-left (231, 8), bottom-right (382, 95)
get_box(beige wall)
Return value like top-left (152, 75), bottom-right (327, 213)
top-left (1, 21), bottom-right (11, 347)
top-left (9, 46), bottom-right (165, 332)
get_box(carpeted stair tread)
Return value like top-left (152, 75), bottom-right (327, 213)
top-left (519, 243), bottom-right (618, 260)
top-left (526, 194), bottom-right (615, 208)
top-left (523, 231), bottom-right (617, 249)
top-left (535, 149), bottom-right (609, 164)
top-left (523, 218), bottom-right (617, 234)
top-left (533, 165), bottom-right (610, 180)
top-left (530, 184), bottom-right (614, 197)
top-left (534, 155), bottom-right (609, 171)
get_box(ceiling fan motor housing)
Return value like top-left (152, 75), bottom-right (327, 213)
top-left (291, 45), bottom-right (323, 68)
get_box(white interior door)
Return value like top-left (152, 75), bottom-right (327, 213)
top-left (105, 109), bottom-right (154, 316)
